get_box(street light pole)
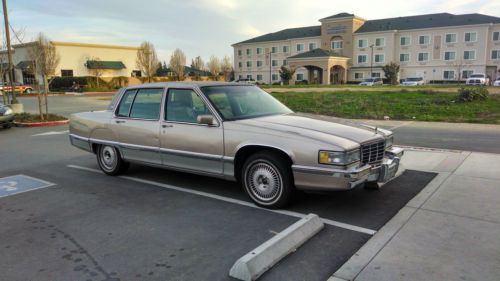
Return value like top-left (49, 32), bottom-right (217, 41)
top-left (267, 51), bottom-right (272, 85)
top-left (369, 44), bottom-right (374, 78)
top-left (2, 0), bottom-right (17, 104)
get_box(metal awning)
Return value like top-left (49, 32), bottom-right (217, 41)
top-left (85, 60), bottom-right (126, 70)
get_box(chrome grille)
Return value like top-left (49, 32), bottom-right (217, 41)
top-left (361, 140), bottom-right (385, 165)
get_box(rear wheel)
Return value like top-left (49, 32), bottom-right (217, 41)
top-left (96, 145), bottom-right (129, 175)
top-left (242, 151), bottom-right (294, 209)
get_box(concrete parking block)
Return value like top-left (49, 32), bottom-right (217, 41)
top-left (454, 152), bottom-right (500, 180)
top-left (423, 174), bottom-right (500, 223)
top-left (355, 209), bottom-right (500, 281)
top-left (229, 214), bottom-right (324, 281)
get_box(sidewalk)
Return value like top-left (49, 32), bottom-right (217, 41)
top-left (329, 148), bottom-right (500, 281)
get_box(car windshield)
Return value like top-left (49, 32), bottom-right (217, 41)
top-left (201, 85), bottom-right (292, 121)
top-left (469, 74), bottom-right (484, 78)
top-left (406, 78), bottom-right (421, 81)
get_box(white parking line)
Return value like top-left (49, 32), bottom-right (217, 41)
top-left (67, 164), bottom-right (377, 235)
top-left (32, 130), bottom-right (69, 137)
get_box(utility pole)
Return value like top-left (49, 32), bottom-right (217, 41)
top-left (369, 44), bottom-right (374, 78)
top-left (2, 0), bottom-right (18, 104)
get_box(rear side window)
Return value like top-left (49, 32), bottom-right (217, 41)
top-left (129, 88), bottom-right (164, 119)
top-left (116, 89), bottom-right (137, 117)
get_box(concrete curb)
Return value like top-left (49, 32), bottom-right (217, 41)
top-left (229, 213), bottom-right (324, 281)
top-left (14, 120), bottom-right (69, 128)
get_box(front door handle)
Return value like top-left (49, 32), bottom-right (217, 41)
top-left (162, 124), bottom-right (173, 128)
top-left (115, 120), bottom-right (126, 124)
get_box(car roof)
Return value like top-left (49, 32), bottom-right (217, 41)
top-left (124, 81), bottom-right (242, 90)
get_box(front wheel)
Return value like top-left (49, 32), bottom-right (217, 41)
top-left (242, 151), bottom-right (294, 209)
top-left (96, 145), bottom-right (129, 175)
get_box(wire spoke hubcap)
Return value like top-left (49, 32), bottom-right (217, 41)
top-left (246, 162), bottom-right (282, 203)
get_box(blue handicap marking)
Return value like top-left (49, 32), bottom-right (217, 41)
top-left (0, 175), bottom-right (55, 198)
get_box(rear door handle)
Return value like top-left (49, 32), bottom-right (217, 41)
top-left (115, 120), bottom-right (126, 124)
top-left (162, 124), bottom-right (173, 128)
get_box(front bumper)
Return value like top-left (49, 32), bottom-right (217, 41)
top-left (0, 114), bottom-right (14, 125)
top-left (292, 147), bottom-right (404, 191)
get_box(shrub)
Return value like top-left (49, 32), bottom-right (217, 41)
top-left (50, 76), bottom-right (109, 90)
top-left (457, 87), bottom-right (489, 102)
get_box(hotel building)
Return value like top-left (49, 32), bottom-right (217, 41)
top-left (232, 12), bottom-right (500, 84)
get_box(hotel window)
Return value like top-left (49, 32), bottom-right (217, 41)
top-left (492, 50), bottom-right (500, 59)
top-left (272, 74), bottom-right (279, 81)
top-left (463, 50), bottom-right (476, 60)
top-left (257, 74), bottom-right (263, 81)
top-left (283, 60), bottom-right (288, 66)
top-left (238, 62), bottom-right (242, 68)
top-left (257, 61), bottom-right (263, 67)
top-left (418, 52), bottom-right (429, 62)
top-left (247, 75), bottom-right (253, 80)
top-left (246, 49), bottom-right (251, 55)
top-left (444, 51), bottom-right (456, 61)
top-left (238, 50), bottom-right (242, 56)
top-left (354, 73), bottom-right (364, 80)
top-left (272, 60), bottom-right (278, 67)
top-left (419, 35), bottom-right (430, 45)
top-left (374, 54), bottom-right (385, 63)
top-left (358, 39), bottom-right (368, 48)
top-left (296, 73), bottom-right (304, 81)
top-left (464, 32), bottom-right (477, 42)
top-left (462, 70), bottom-right (473, 79)
top-left (256, 48), bottom-right (263, 55)
top-left (400, 36), bottom-right (411, 46)
top-left (375, 38), bottom-right (385, 47)
top-left (494, 32), bottom-right (499, 41)
top-left (309, 43), bottom-right (317, 50)
top-left (357, 55), bottom-right (367, 63)
top-left (372, 72), bottom-right (381, 78)
top-left (445, 34), bottom-right (457, 43)
top-left (443, 70), bottom-right (455, 80)
top-left (61, 69), bottom-right (73, 77)
top-left (238, 75), bottom-right (243, 79)
top-left (283, 46), bottom-right (290, 53)
top-left (331, 40), bottom-right (343, 50)
top-left (296, 44), bottom-right (304, 52)
top-left (246, 61), bottom-right (252, 67)
top-left (271, 46), bottom-right (278, 53)
top-left (399, 53), bottom-right (410, 62)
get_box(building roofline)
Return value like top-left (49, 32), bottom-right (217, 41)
top-left (11, 41), bottom-right (139, 50)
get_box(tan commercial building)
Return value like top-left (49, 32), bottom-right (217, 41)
top-left (232, 12), bottom-right (500, 84)
top-left (1, 41), bottom-right (141, 84)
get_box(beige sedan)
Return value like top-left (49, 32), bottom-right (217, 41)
top-left (69, 82), bottom-right (403, 208)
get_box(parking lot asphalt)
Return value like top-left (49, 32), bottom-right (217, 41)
top-left (0, 125), bottom-right (436, 281)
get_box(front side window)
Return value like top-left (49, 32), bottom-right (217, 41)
top-left (445, 34), bottom-right (457, 43)
top-left (129, 88), bottom-right (163, 119)
top-left (444, 51), bottom-right (456, 61)
top-left (464, 50), bottom-right (476, 60)
top-left (375, 38), bottom-right (385, 47)
top-left (202, 85), bottom-right (292, 121)
top-left (419, 35), bottom-right (430, 45)
top-left (358, 39), bottom-right (368, 48)
top-left (166, 89), bottom-right (210, 123)
top-left (465, 32), bottom-right (477, 42)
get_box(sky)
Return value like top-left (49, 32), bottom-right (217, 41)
top-left (5, 0), bottom-right (500, 64)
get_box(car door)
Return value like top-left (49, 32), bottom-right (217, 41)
top-left (160, 87), bottom-right (224, 175)
top-left (111, 87), bottom-right (164, 165)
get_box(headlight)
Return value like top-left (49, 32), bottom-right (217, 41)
top-left (4, 108), bottom-right (13, 115)
top-left (319, 150), bottom-right (360, 165)
top-left (385, 135), bottom-right (394, 148)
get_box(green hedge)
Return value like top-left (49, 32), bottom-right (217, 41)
top-left (50, 76), bottom-right (110, 90)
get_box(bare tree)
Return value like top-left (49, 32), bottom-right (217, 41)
top-left (27, 33), bottom-right (60, 119)
top-left (453, 60), bottom-right (465, 82)
top-left (136, 41), bottom-right (159, 83)
top-left (206, 56), bottom-right (221, 81)
top-left (221, 56), bottom-right (233, 81)
top-left (191, 56), bottom-right (204, 70)
top-left (86, 57), bottom-right (104, 88)
top-left (169, 48), bottom-right (186, 81)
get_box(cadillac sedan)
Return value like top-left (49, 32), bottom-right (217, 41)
top-left (69, 82), bottom-right (403, 208)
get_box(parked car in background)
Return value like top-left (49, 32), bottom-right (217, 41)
top-left (69, 82), bottom-right (403, 208)
top-left (234, 78), bottom-right (257, 84)
top-left (402, 77), bottom-right (425, 86)
top-left (493, 77), bottom-right (500, 87)
top-left (0, 103), bottom-right (14, 129)
top-left (0, 82), bottom-right (34, 95)
top-left (466, 73), bottom-right (490, 86)
top-left (359, 78), bottom-right (383, 86)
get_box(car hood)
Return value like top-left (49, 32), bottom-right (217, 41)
top-left (235, 114), bottom-right (388, 148)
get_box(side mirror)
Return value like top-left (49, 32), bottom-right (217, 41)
top-left (197, 115), bottom-right (217, 126)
